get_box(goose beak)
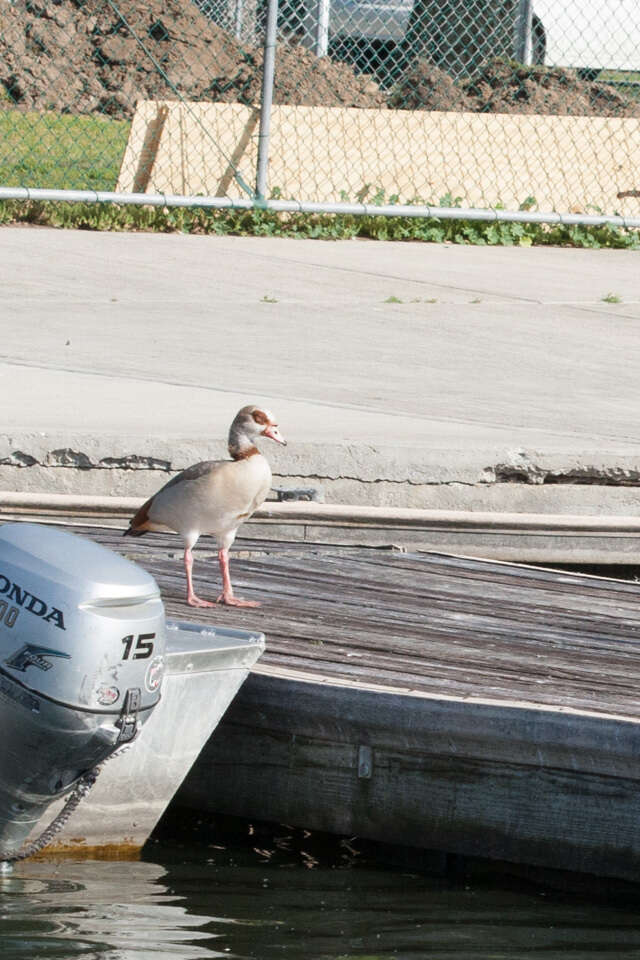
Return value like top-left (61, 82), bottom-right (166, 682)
top-left (263, 425), bottom-right (287, 445)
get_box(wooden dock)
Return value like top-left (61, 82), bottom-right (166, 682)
top-left (44, 524), bottom-right (640, 879)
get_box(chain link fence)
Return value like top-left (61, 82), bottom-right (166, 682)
top-left (0, 0), bottom-right (639, 223)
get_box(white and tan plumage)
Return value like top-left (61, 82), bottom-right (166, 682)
top-left (124, 405), bottom-right (286, 607)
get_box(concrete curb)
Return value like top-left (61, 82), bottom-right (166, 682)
top-left (3, 433), bottom-right (640, 517)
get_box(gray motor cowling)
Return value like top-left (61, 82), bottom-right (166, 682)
top-left (0, 523), bottom-right (166, 857)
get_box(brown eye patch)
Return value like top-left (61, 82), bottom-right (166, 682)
top-left (252, 410), bottom-right (270, 425)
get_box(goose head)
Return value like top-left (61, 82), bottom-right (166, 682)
top-left (228, 405), bottom-right (286, 459)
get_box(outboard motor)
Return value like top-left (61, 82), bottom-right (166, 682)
top-left (0, 523), bottom-right (165, 861)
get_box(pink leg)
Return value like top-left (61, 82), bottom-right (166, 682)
top-left (184, 547), bottom-right (215, 608)
top-left (216, 547), bottom-right (260, 607)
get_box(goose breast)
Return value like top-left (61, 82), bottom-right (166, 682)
top-left (148, 454), bottom-right (272, 540)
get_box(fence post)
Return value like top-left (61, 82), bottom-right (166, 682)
top-left (514, 0), bottom-right (533, 65)
top-left (315, 0), bottom-right (330, 57)
top-left (255, 0), bottom-right (278, 202)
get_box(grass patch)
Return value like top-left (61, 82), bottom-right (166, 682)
top-left (0, 110), bottom-right (130, 190)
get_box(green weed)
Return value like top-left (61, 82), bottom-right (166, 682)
top-left (0, 199), bottom-right (638, 251)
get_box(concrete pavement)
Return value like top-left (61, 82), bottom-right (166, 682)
top-left (2, 226), bottom-right (640, 514)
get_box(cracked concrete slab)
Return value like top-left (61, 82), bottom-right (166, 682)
top-left (1, 228), bottom-right (640, 515)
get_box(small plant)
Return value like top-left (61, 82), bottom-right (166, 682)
top-left (602, 292), bottom-right (622, 303)
top-left (439, 192), bottom-right (463, 208)
top-left (384, 295), bottom-right (403, 303)
top-left (260, 294), bottom-right (278, 303)
top-left (355, 184), bottom-right (372, 203)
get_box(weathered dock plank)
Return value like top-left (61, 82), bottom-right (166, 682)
top-left (35, 522), bottom-right (640, 879)
top-left (90, 524), bottom-right (640, 719)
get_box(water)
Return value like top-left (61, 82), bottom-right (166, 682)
top-left (2, 816), bottom-right (640, 960)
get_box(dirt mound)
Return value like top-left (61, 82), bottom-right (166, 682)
top-left (391, 57), bottom-right (640, 117)
top-left (1, 2), bottom-right (637, 120)
top-left (270, 45), bottom-right (386, 109)
top-left (0, 0), bottom-right (385, 117)
top-left (465, 58), bottom-right (640, 117)
top-left (388, 63), bottom-right (473, 111)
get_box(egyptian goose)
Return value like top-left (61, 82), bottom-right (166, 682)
top-left (124, 405), bottom-right (286, 607)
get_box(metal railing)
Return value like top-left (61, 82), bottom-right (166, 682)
top-left (1, 0), bottom-right (639, 224)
